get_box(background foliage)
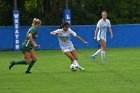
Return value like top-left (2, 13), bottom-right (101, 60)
top-left (0, 0), bottom-right (140, 26)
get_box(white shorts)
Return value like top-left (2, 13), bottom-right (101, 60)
top-left (97, 35), bottom-right (106, 42)
top-left (60, 45), bottom-right (75, 53)
top-left (97, 30), bottom-right (107, 42)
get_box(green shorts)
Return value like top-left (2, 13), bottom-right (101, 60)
top-left (21, 45), bottom-right (33, 53)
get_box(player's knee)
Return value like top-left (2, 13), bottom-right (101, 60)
top-left (32, 57), bottom-right (37, 61)
top-left (24, 57), bottom-right (31, 64)
top-left (101, 46), bottom-right (106, 51)
top-left (26, 60), bottom-right (30, 64)
top-left (31, 54), bottom-right (37, 61)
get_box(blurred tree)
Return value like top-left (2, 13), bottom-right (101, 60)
top-left (0, 0), bottom-right (13, 26)
top-left (0, 0), bottom-right (140, 26)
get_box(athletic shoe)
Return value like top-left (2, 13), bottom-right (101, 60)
top-left (91, 55), bottom-right (95, 62)
top-left (9, 61), bottom-right (15, 70)
top-left (102, 59), bottom-right (107, 62)
top-left (25, 71), bottom-right (31, 74)
top-left (79, 67), bottom-right (85, 71)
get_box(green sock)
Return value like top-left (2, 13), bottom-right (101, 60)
top-left (26, 60), bottom-right (36, 72)
top-left (14, 60), bottom-right (27, 65)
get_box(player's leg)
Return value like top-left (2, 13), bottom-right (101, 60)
top-left (24, 52), bottom-right (31, 64)
top-left (70, 50), bottom-right (85, 71)
top-left (64, 50), bottom-right (79, 65)
top-left (9, 46), bottom-right (31, 69)
top-left (92, 49), bottom-right (101, 57)
top-left (68, 46), bottom-right (79, 64)
top-left (64, 51), bottom-right (75, 63)
top-left (91, 48), bottom-right (101, 62)
top-left (91, 38), bottom-right (102, 62)
top-left (99, 39), bottom-right (106, 62)
top-left (9, 52), bottom-right (29, 70)
top-left (70, 50), bottom-right (78, 60)
top-left (67, 46), bottom-right (79, 64)
top-left (70, 50), bottom-right (79, 65)
top-left (26, 49), bottom-right (37, 73)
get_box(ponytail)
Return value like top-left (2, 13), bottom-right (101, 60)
top-left (32, 18), bottom-right (41, 27)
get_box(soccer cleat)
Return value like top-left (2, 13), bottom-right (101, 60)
top-left (9, 61), bottom-right (15, 70)
top-left (79, 67), bottom-right (85, 71)
top-left (91, 55), bottom-right (95, 62)
top-left (25, 71), bottom-right (31, 74)
top-left (102, 59), bottom-right (107, 62)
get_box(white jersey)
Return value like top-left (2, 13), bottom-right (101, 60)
top-left (53, 28), bottom-right (76, 52)
top-left (96, 19), bottom-right (111, 41)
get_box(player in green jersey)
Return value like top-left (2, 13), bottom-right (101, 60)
top-left (9, 18), bottom-right (41, 74)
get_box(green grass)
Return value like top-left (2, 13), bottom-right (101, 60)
top-left (0, 48), bottom-right (140, 93)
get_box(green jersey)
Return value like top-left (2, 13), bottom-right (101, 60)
top-left (22, 27), bottom-right (38, 48)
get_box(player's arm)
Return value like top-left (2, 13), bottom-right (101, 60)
top-left (50, 31), bottom-right (58, 35)
top-left (28, 33), bottom-right (39, 48)
top-left (108, 20), bottom-right (113, 39)
top-left (76, 35), bottom-right (88, 46)
top-left (50, 29), bottom-right (59, 35)
top-left (109, 27), bottom-right (113, 39)
top-left (94, 27), bottom-right (99, 40)
top-left (69, 28), bottom-right (88, 46)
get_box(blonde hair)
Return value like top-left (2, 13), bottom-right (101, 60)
top-left (32, 18), bottom-right (41, 27)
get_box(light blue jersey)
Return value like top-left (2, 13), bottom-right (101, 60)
top-left (97, 19), bottom-right (111, 41)
top-left (53, 28), bottom-right (76, 52)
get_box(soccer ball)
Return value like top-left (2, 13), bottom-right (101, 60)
top-left (70, 64), bottom-right (79, 71)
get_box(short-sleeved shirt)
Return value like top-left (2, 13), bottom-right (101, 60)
top-left (22, 27), bottom-right (38, 48)
top-left (53, 28), bottom-right (77, 48)
top-left (96, 19), bottom-right (111, 41)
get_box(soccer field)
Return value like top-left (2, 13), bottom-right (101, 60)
top-left (0, 48), bottom-right (140, 93)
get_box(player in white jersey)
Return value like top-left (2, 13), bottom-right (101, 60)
top-left (91, 11), bottom-right (113, 62)
top-left (50, 22), bottom-right (88, 71)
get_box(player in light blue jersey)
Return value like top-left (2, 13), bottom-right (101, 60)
top-left (91, 11), bottom-right (113, 62)
top-left (50, 22), bottom-right (88, 71)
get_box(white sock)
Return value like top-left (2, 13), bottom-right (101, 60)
top-left (93, 49), bottom-right (101, 56)
top-left (72, 60), bottom-right (80, 67)
top-left (101, 50), bottom-right (105, 60)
